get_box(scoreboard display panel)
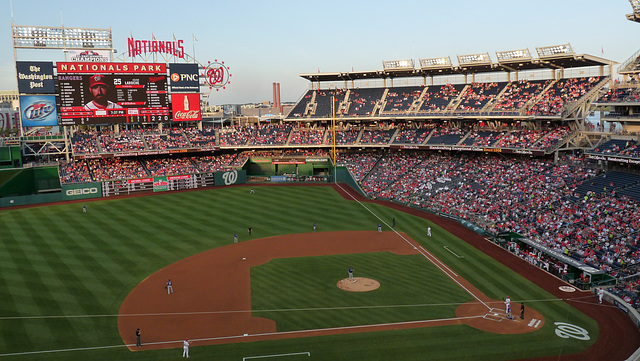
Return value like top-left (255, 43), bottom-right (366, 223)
top-left (57, 62), bottom-right (170, 125)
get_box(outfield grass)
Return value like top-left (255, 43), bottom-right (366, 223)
top-left (0, 185), bottom-right (597, 360)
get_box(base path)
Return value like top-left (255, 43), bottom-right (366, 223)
top-left (118, 230), bottom-right (542, 351)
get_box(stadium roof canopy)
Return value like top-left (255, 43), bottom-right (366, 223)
top-left (299, 52), bottom-right (615, 83)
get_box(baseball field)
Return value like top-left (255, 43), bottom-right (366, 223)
top-left (0, 183), bottom-right (637, 360)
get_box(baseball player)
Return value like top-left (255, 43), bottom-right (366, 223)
top-left (377, 223), bottom-right (382, 233)
top-left (166, 279), bottom-right (174, 294)
top-left (248, 226), bottom-right (252, 235)
top-left (250, 187), bottom-right (255, 194)
top-left (136, 328), bottom-right (141, 347)
top-left (83, 204), bottom-right (87, 213)
top-left (183, 338), bottom-right (190, 358)
top-left (313, 223), bottom-right (317, 232)
top-left (83, 74), bottom-right (123, 110)
top-left (234, 233), bottom-right (238, 243)
top-left (505, 296), bottom-right (511, 315)
top-left (348, 266), bottom-right (354, 282)
top-left (427, 226), bottom-right (432, 237)
top-left (598, 287), bottom-right (604, 304)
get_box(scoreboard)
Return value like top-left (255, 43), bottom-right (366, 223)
top-left (57, 62), bottom-right (170, 125)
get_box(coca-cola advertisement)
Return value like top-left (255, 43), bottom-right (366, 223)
top-left (171, 93), bottom-right (201, 121)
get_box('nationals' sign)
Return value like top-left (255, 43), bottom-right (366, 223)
top-left (128, 37), bottom-right (185, 59)
top-left (57, 62), bottom-right (166, 74)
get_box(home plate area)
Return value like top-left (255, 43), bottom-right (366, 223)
top-left (456, 302), bottom-right (545, 334)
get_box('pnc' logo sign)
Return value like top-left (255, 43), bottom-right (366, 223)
top-left (66, 187), bottom-right (99, 196)
top-left (171, 72), bottom-right (198, 82)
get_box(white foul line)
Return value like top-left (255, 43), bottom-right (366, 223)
top-left (336, 184), bottom-right (490, 310)
top-left (243, 351), bottom-right (310, 360)
top-left (443, 246), bottom-right (464, 258)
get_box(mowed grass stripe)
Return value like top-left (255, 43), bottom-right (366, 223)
top-left (0, 185), bottom-right (599, 361)
top-left (251, 253), bottom-right (475, 332)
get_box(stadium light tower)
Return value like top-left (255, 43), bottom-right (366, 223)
top-left (627, 0), bottom-right (640, 22)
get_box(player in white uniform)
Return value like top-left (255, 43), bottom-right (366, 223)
top-left (182, 339), bottom-right (190, 358)
top-left (427, 226), bottom-right (432, 237)
top-left (166, 279), bottom-right (174, 294)
top-left (505, 296), bottom-right (511, 315)
top-left (83, 74), bottom-right (123, 110)
top-left (598, 287), bottom-right (604, 304)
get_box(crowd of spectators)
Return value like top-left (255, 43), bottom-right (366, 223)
top-left (527, 77), bottom-right (601, 116)
top-left (392, 123), bottom-right (435, 144)
top-left (347, 88), bottom-right (385, 116)
top-left (58, 160), bottom-right (92, 184)
top-left (71, 131), bottom-right (100, 154)
top-left (99, 129), bottom-right (146, 153)
top-left (456, 82), bottom-right (503, 112)
top-left (248, 124), bottom-right (291, 146)
top-left (190, 154), bottom-right (236, 173)
top-left (383, 87), bottom-right (424, 113)
top-left (218, 126), bottom-right (252, 146)
top-left (87, 158), bottom-right (148, 181)
top-left (418, 84), bottom-right (462, 113)
top-left (145, 129), bottom-right (190, 150)
top-left (493, 80), bottom-right (550, 111)
top-left (359, 128), bottom-right (395, 145)
top-left (289, 128), bottom-right (325, 145)
top-left (598, 86), bottom-right (640, 103)
top-left (144, 157), bottom-right (198, 177)
top-left (343, 151), bottom-right (639, 287)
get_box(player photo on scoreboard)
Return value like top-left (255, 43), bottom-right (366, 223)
top-left (83, 74), bottom-right (123, 111)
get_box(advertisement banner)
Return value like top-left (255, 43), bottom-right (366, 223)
top-left (57, 62), bottom-right (166, 74)
top-left (68, 50), bottom-right (111, 62)
top-left (214, 169), bottom-right (246, 186)
top-left (169, 63), bottom-right (200, 93)
top-left (16, 61), bottom-right (55, 94)
top-left (20, 95), bottom-right (58, 127)
top-left (171, 93), bottom-right (201, 121)
top-left (153, 176), bottom-right (169, 192)
top-left (61, 182), bottom-right (102, 200)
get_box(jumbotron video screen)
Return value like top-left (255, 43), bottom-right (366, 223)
top-left (57, 62), bottom-right (170, 125)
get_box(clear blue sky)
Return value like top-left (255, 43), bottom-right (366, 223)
top-left (1, 0), bottom-right (638, 105)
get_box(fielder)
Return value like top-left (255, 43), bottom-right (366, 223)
top-left (183, 339), bottom-right (190, 358)
top-left (166, 279), bottom-right (174, 294)
top-left (505, 296), bottom-right (511, 314)
top-left (598, 287), bottom-right (604, 304)
top-left (250, 187), bottom-right (255, 194)
top-left (83, 204), bottom-right (87, 213)
top-left (427, 226), bottom-right (432, 237)
top-left (377, 223), bottom-right (382, 233)
top-left (234, 233), bottom-right (238, 243)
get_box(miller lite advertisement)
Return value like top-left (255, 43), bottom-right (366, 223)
top-left (169, 63), bottom-right (200, 93)
top-left (171, 93), bottom-right (200, 121)
top-left (19, 95), bottom-right (58, 127)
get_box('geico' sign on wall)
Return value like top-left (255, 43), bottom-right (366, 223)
top-left (62, 183), bottom-right (102, 200)
top-left (66, 187), bottom-right (98, 196)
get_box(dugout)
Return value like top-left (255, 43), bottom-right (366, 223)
top-left (502, 233), bottom-right (614, 289)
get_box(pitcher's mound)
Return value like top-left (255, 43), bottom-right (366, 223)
top-left (337, 277), bottom-right (380, 292)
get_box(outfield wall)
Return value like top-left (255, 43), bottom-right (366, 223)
top-left (0, 169), bottom-right (247, 208)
